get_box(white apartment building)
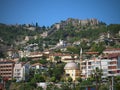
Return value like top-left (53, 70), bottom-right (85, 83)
top-left (81, 58), bottom-right (101, 79)
top-left (13, 62), bottom-right (30, 82)
top-left (81, 56), bottom-right (120, 79)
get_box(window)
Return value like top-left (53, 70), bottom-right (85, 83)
top-left (88, 66), bottom-right (91, 69)
top-left (103, 69), bottom-right (107, 72)
top-left (66, 74), bottom-right (69, 76)
top-left (96, 61), bottom-right (100, 64)
top-left (88, 62), bottom-right (91, 65)
top-left (72, 74), bottom-right (74, 76)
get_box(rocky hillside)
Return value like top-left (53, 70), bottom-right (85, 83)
top-left (52, 18), bottom-right (105, 30)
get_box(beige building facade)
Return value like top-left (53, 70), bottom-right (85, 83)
top-left (0, 60), bottom-right (15, 80)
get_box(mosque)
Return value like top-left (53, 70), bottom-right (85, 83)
top-left (64, 61), bottom-right (80, 81)
top-left (64, 48), bottom-right (82, 81)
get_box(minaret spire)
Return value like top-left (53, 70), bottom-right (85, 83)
top-left (80, 48), bottom-right (82, 71)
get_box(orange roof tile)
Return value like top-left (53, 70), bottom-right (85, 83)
top-left (85, 51), bottom-right (99, 54)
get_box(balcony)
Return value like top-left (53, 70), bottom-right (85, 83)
top-left (14, 76), bottom-right (22, 78)
top-left (108, 73), bottom-right (118, 76)
top-left (0, 71), bottom-right (12, 73)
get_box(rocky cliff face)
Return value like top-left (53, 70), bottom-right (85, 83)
top-left (79, 18), bottom-right (99, 26)
top-left (54, 18), bottom-right (100, 30)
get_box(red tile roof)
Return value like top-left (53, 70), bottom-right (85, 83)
top-left (31, 63), bottom-right (43, 66)
top-left (0, 60), bottom-right (15, 63)
top-left (104, 48), bottom-right (120, 51)
top-left (102, 53), bottom-right (120, 59)
top-left (30, 52), bottom-right (42, 55)
top-left (85, 51), bottom-right (99, 54)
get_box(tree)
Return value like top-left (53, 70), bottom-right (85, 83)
top-left (91, 42), bottom-right (105, 54)
top-left (41, 26), bottom-right (46, 31)
top-left (12, 78), bottom-right (16, 82)
top-left (50, 77), bottom-right (56, 82)
top-left (47, 63), bottom-right (65, 82)
top-left (91, 67), bottom-right (103, 90)
top-left (54, 56), bottom-right (61, 63)
top-left (36, 22), bottom-right (38, 27)
top-left (0, 76), bottom-right (2, 82)
top-left (36, 87), bottom-right (43, 90)
top-left (30, 78), bottom-right (37, 87)
top-left (114, 75), bottom-right (120, 83)
top-left (34, 74), bottom-right (45, 82)
top-left (99, 84), bottom-right (109, 90)
top-left (0, 51), bottom-right (6, 58)
top-left (77, 77), bottom-right (82, 83)
top-left (114, 76), bottom-right (120, 90)
top-left (18, 83), bottom-right (35, 90)
top-left (78, 79), bottom-right (93, 90)
top-left (61, 83), bottom-right (72, 90)
top-left (67, 77), bottom-right (72, 82)
top-left (29, 74), bottom-right (45, 87)
top-left (67, 46), bottom-right (79, 54)
top-left (107, 24), bottom-right (120, 36)
top-left (19, 57), bottom-right (28, 62)
top-left (39, 59), bottom-right (48, 64)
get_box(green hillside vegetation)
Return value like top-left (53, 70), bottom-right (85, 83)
top-left (0, 24), bottom-right (38, 45)
top-left (49, 25), bottom-right (107, 42)
top-left (0, 19), bottom-right (120, 56)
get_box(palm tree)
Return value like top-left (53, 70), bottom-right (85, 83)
top-left (91, 67), bottom-right (103, 90)
top-left (114, 76), bottom-right (120, 90)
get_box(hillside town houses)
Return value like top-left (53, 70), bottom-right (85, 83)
top-left (0, 15), bottom-right (120, 89)
top-left (0, 47), bottom-right (120, 82)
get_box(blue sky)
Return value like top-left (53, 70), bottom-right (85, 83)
top-left (0, 0), bottom-right (120, 26)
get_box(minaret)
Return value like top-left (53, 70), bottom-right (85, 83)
top-left (107, 31), bottom-right (110, 38)
top-left (80, 48), bottom-right (82, 73)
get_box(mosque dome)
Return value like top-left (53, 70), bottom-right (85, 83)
top-left (64, 61), bottom-right (79, 70)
